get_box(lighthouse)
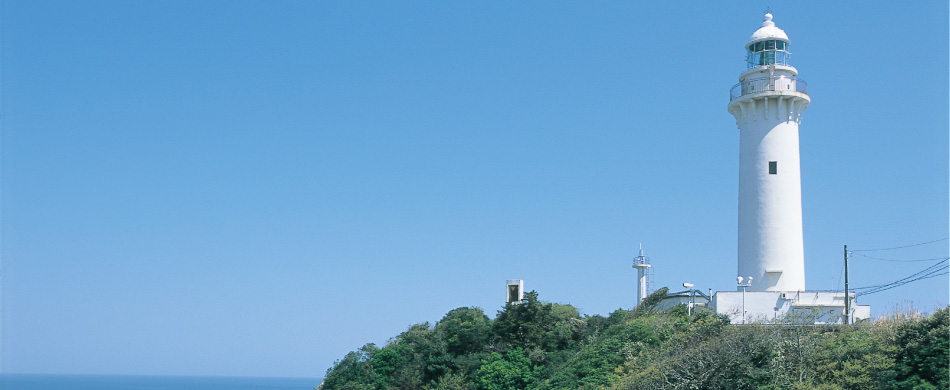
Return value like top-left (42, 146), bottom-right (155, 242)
top-left (632, 244), bottom-right (652, 306)
top-left (697, 13), bottom-right (871, 324)
top-left (727, 13), bottom-right (809, 292)
top-left (641, 13), bottom-right (870, 323)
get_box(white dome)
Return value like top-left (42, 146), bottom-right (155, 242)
top-left (749, 13), bottom-right (788, 43)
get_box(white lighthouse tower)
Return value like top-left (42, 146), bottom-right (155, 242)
top-left (632, 244), bottom-right (652, 306)
top-left (727, 13), bottom-right (809, 292)
top-left (706, 13), bottom-right (870, 324)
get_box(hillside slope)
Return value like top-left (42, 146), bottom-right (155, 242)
top-left (319, 290), bottom-right (948, 390)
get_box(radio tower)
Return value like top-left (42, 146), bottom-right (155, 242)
top-left (632, 244), bottom-right (653, 306)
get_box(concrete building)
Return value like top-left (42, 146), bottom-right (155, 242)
top-left (714, 290), bottom-right (871, 324)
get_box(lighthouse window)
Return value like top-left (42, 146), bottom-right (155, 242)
top-left (747, 40), bottom-right (790, 68)
top-left (776, 51), bottom-right (787, 64)
top-left (769, 161), bottom-right (778, 175)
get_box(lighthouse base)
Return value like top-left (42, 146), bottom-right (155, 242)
top-left (711, 291), bottom-right (870, 324)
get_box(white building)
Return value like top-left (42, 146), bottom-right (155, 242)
top-left (713, 290), bottom-right (870, 325)
top-left (727, 12), bottom-right (808, 292)
top-left (709, 14), bottom-right (869, 324)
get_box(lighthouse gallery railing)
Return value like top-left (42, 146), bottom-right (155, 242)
top-left (730, 76), bottom-right (807, 101)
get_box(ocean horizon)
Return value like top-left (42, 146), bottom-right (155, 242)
top-left (0, 374), bottom-right (323, 390)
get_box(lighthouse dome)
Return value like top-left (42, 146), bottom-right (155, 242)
top-left (744, 13), bottom-right (793, 68)
top-left (749, 13), bottom-right (789, 43)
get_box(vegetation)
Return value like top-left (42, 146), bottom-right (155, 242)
top-left (319, 289), bottom-right (949, 390)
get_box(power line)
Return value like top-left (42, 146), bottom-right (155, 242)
top-left (835, 263), bottom-right (844, 290)
top-left (852, 259), bottom-right (949, 296)
top-left (854, 271), bottom-right (947, 296)
top-left (851, 253), bottom-right (950, 263)
top-left (850, 237), bottom-right (949, 252)
top-left (852, 259), bottom-right (947, 291)
top-left (856, 272), bottom-right (948, 296)
top-left (853, 259), bottom-right (947, 289)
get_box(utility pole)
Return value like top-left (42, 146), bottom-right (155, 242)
top-left (844, 245), bottom-right (850, 325)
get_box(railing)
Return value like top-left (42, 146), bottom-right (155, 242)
top-left (730, 76), bottom-right (807, 101)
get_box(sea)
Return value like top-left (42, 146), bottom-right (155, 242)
top-left (0, 374), bottom-right (323, 390)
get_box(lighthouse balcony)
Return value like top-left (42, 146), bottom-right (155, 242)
top-left (730, 76), bottom-right (807, 101)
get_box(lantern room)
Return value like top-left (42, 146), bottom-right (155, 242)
top-left (746, 13), bottom-right (791, 68)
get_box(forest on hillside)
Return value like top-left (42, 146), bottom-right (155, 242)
top-left (318, 289), bottom-right (949, 390)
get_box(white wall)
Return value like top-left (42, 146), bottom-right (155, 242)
top-left (728, 66), bottom-right (810, 292)
top-left (713, 291), bottom-right (870, 324)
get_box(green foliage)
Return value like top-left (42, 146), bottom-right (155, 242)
top-left (542, 304), bottom-right (585, 352)
top-left (491, 291), bottom-right (555, 350)
top-left (807, 325), bottom-right (897, 389)
top-left (321, 344), bottom-right (379, 390)
top-left (392, 322), bottom-right (453, 388)
top-left (539, 316), bottom-right (659, 390)
top-left (436, 307), bottom-right (492, 356)
top-left (372, 344), bottom-right (408, 377)
top-left (893, 307), bottom-right (949, 390)
top-left (422, 372), bottom-right (468, 390)
top-left (475, 348), bottom-right (538, 390)
top-left (318, 293), bottom-right (950, 390)
top-left (491, 290), bottom-right (587, 368)
top-left (632, 287), bottom-right (669, 315)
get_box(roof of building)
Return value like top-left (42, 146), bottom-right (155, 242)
top-left (749, 13), bottom-right (789, 44)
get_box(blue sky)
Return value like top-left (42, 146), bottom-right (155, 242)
top-left (2, 0), bottom-right (947, 379)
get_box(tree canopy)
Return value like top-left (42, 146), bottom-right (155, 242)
top-left (319, 290), bottom-right (949, 390)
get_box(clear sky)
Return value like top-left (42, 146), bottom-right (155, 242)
top-left (1, 0), bottom-right (947, 379)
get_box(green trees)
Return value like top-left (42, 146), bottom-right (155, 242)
top-left (538, 314), bottom-right (659, 390)
top-left (319, 344), bottom-right (379, 390)
top-left (436, 307), bottom-right (492, 356)
top-left (805, 325), bottom-right (897, 389)
top-left (319, 292), bottom-right (950, 390)
top-left (475, 348), bottom-right (538, 390)
top-left (492, 291), bottom-right (558, 351)
top-left (892, 307), bottom-right (949, 389)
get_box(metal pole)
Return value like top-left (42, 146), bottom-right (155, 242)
top-left (688, 289), bottom-right (693, 317)
top-left (844, 245), bottom-right (850, 325)
top-left (741, 285), bottom-right (746, 324)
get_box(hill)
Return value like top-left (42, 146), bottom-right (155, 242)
top-left (318, 289), bottom-right (948, 389)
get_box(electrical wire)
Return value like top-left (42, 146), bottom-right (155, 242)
top-left (856, 271), bottom-right (948, 296)
top-left (852, 253), bottom-right (950, 263)
top-left (835, 263), bottom-right (844, 291)
top-left (852, 259), bottom-right (949, 296)
top-left (852, 259), bottom-right (947, 289)
top-left (850, 237), bottom-right (949, 252)
top-left (852, 259), bottom-right (947, 291)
